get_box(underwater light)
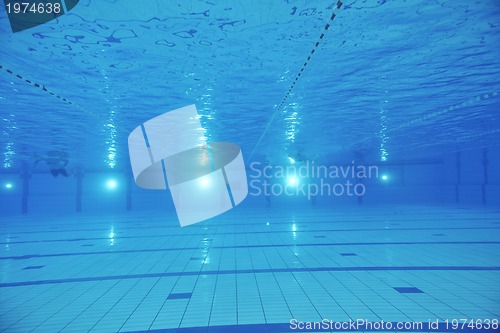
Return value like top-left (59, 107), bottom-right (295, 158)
top-left (288, 177), bottom-right (297, 185)
top-left (381, 174), bottom-right (389, 181)
top-left (288, 157), bottom-right (296, 164)
top-left (200, 178), bottom-right (209, 187)
top-left (106, 180), bottom-right (117, 189)
top-left (5, 183), bottom-right (12, 189)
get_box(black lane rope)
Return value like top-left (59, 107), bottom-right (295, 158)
top-left (1, 64), bottom-right (72, 104)
top-left (0, 64), bottom-right (95, 118)
top-left (248, 1), bottom-right (344, 160)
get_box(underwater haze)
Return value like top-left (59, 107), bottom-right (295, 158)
top-left (0, 0), bottom-right (500, 332)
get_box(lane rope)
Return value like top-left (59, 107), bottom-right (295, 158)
top-left (0, 64), bottom-right (97, 119)
top-left (350, 90), bottom-right (500, 148)
top-left (391, 91), bottom-right (499, 131)
top-left (0, 64), bottom-right (76, 105)
top-left (248, 1), bottom-right (344, 161)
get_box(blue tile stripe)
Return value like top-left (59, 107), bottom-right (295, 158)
top-left (22, 265), bottom-right (44, 270)
top-left (121, 322), bottom-right (498, 333)
top-left (1, 241), bottom-right (499, 260)
top-left (167, 292), bottom-right (192, 300)
top-left (394, 287), bottom-right (424, 293)
top-left (1, 266), bottom-right (499, 288)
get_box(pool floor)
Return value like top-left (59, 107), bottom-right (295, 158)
top-left (0, 206), bottom-right (499, 332)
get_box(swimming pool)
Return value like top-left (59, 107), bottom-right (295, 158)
top-left (1, 0), bottom-right (499, 332)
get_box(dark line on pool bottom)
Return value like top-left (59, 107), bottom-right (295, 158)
top-left (121, 322), bottom-right (497, 333)
top-left (1, 213), bottom-right (497, 229)
top-left (1, 266), bottom-right (499, 288)
top-left (2, 241), bottom-right (500, 260)
top-left (2, 227), bottom-right (500, 245)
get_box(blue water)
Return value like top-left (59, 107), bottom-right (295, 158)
top-left (1, 0), bottom-right (500, 332)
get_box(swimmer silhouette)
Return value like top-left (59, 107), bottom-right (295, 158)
top-left (289, 152), bottom-right (306, 163)
top-left (34, 151), bottom-right (69, 177)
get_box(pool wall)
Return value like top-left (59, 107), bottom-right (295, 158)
top-left (1, 146), bottom-right (499, 216)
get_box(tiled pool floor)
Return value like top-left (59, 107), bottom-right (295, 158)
top-left (0, 205), bottom-right (499, 332)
